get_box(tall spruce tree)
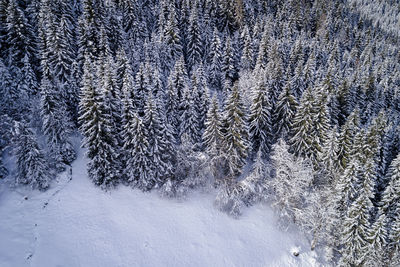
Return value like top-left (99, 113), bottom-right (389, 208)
top-left (79, 57), bottom-right (119, 189)
top-left (40, 62), bottom-right (75, 171)
top-left (187, 6), bottom-right (203, 71)
top-left (221, 84), bottom-right (249, 177)
top-left (125, 114), bottom-right (153, 190)
top-left (248, 81), bottom-right (272, 157)
top-left (274, 83), bottom-right (298, 141)
top-left (12, 121), bottom-right (51, 191)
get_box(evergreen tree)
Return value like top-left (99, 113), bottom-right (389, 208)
top-left (4, 0), bottom-right (36, 67)
top-left (192, 69), bottom-right (209, 146)
top-left (143, 93), bottom-right (175, 189)
top-left (20, 53), bottom-right (38, 97)
top-left (0, 58), bottom-right (25, 119)
top-left (125, 114), bottom-right (153, 190)
top-left (208, 28), bottom-right (223, 91)
top-left (289, 86), bottom-right (317, 161)
top-left (163, 3), bottom-right (182, 65)
top-left (133, 63), bottom-right (149, 115)
top-left (274, 83), bottom-right (298, 141)
top-left (203, 96), bottom-right (224, 179)
top-left (290, 84), bottom-right (331, 168)
top-left (290, 59), bottom-right (306, 99)
top-left (79, 57), bottom-right (119, 189)
top-left (222, 36), bottom-right (238, 88)
top-left (365, 211), bottom-right (388, 265)
top-left (166, 57), bottom-right (189, 140)
top-left (180, 89), bottom-right (194, 135)
top-left (78, 0), bottom-right (102, 60)
top-left (382, 153), bottom-right (400, 225)
top-left (240, 26), bottom-right (253, 71)
top-left (221, 84), bottom-right (249, 177)
top-left (337, 109), bottom-right (361, 171)
top-left (389, 210), bottom-right (400, 266)
top-left (320, 126), bottom-right (341, 186)
top-left (254, 27), bottom-right (269, 71)
top-left (40, 64), bottom-right (76, 171)
top-left (12, 121), bottom-right (51, 191)
top-left (339, 192), bottom-right (373, 266)
top-left (187, 6), bottom-right (203, 71)
top-left (180, 73), bottom-right (208, 147)
top-left (248, 81), bottom-right (272, 157)
top-left (335, 130), bottom-right (365, 216)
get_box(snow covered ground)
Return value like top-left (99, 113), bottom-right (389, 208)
top-left (0, 149), bottom-right (319, 267)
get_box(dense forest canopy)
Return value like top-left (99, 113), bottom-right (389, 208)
top-left (1, 0), bottom-right (400, 265)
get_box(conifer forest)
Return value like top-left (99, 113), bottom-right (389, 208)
top-left (1, 0), bottom-right (400, 266)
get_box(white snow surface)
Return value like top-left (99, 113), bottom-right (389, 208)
top-left (0, 149), bottom-right (319, 267)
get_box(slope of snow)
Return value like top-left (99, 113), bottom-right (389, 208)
top-left (0, 149), bottom-right (319, 267)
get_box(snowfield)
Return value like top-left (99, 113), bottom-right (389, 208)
top-left (0, 150), bottom-right (319, 267)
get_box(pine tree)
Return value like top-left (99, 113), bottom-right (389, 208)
top-left (320, 127), bottom-right (341, 186)
top-left (382, 153), bottom-right (400, 224)
top-left (254, 27), bottom-right (269, 71)
top-left (133, 63), bottom-right (149, 115)
top-left (78, 0), bottom-right (102, 60)
top-left (240, 26), bottom-right (253, 71)
top-left (203, 95), bottom-right (224, 179)
top-left (290, 85), bottom-right (330, 167)
top-left (290, 59), bottom-right (306, 99)
top-left (165, 57), bottom-right (189, 140)
top-left (221, 84), bottom-right (249, 177)
top-left (125, 114), bottom-right (153, 190)
top-left (187, 6), bottom-right (203, 71)
top-left (12, 121), bottom-right (51, 191)
top-left (274, 83), bottom-right (298, 141)
top-left (20, 53), bottom-right (38, 97)
top-left (163, 3), bottom-right (182, 65)
top-left (121, 65), bottom-right (136, 128)
top-left (337, 109), bottom-right (361, 171)
top-left (222, 36), bottom-right (238, 88)
top-left (40, 64), bottom-right (76, 171)
top-left (266, 42), bottom-right (284, 113)
top-left (79, 57), bottom-right (119, 189)
top-left (5, 0), bottom-right (36, 67)
top-left (337, 80), bottom-right (351, 126)
top-left (0, 58), bottom-right (25, 119)
top-left (104, 1), bottom-right (124, 56)
top-left (191, 69), bottom-right (209, 147)
top-left (143, 93), bottom-right (175, 189)
top-left (339, 192), bottom-right (373, 266)
top-left (365, 211), bottom-right (388, 265)
top-left (366, 111), bottom-right (390, 191)
top-left (208, 28), bottom-right (223, 91)
top-left (389, 211), bottom-right (400, 266)
top-left (154, 98), bottom-right (176, 187)
top-left (179, 86), bottom-right (192, 138)
top-left (45, 5), bottom-right (77, 122)
top-left (248, 81), bottom-right (272, 157)
top-left (289, 86), bottom-right (316, 159)
top-left (180, 73), bottom-right (207, 147)
top-left (335, 130), bottom-right (365, 216)
top-left (120, 68), bottom-right (136, 184)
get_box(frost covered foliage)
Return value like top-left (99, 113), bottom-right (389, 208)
top-left (269, 139), bottom-right (313, 228)
top-left (215, 149), bottom-right (270, 217)
top-left (0, 115), bottom-right (13, 179)
top-left (1, 0), bottom-right (400, 264)
top-left (349, 0), bottom-right (400, 38)
top-left (11, 122), bottom-right (51, 191)
top-left (160, 135), bottom-right (212, 199)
